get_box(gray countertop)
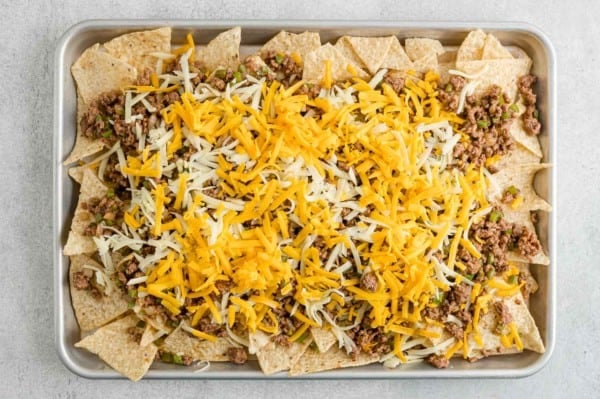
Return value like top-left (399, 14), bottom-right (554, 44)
top-left (1, 0), bottom-right (594, 397)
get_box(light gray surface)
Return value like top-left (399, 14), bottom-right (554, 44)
top-left (0, 0), bottom-right (593, 397)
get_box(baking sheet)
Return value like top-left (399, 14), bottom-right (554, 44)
top-left (53, 20), bottom-right (556, 379)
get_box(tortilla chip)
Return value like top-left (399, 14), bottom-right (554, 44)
top-left (63, 95), bottom-right (107, 165)
top-left (140, 323), bottom-right (167, 347)
top-left (334, 37), bottom-right (367, 70)
top-left (103, 27), bottom-right (172, 73)
top-left (71, 43), bottom-right (137, 105)
top-left (160, 327), bottom-right (238, 361)
top-left (260, 31), bottom-right (321, 60)
top-left (344, 36), bottom-right (395, 75)
top-left (481, 34), bottom-right (513, 60)
top-left (456, 30), bottom-right (487, 64)
top-left (489, 163), bottom-right (552, 213)
top-left (459, 57), bottom-right (532, 101)
top-left (69, 255), bottom-right (129, 331)
top-left (411, 53), bottom-right (438, 75)
top-left (68, 164), bottom-right (87, 184)
top-left (492, 142), bottom-right (542, 172)
top-left (63, 169), bottom-right (108, 255)
top-left (380, 36), bottom-right (413, 71)
top-left (303, 43), bottom-right (368, 83)
top-left (509, 113), bottom-right (544, 157)
top-left (310, 327), bottom-right (337, 353)
top-left (469, 291), bottom-right (544, 359)
top-left (75, 314), bottom-right (157, 381)
top-left (405, 38), bottom-right (445, 62)
top-left (254, 334), bottom-right (313, 375)
top-left (289, 346), bottom-right (379, 376)
top-left (197, 27), bottom-right (241, 71)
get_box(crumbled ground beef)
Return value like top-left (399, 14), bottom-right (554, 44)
top-left (197, 317), bottom-right (227, 337)
top-left (271, 334), bottom-right (291, 347)
top-left (297, 83), bottom-right (322, 99)
top-left (73, 269), bottom-right (93, 290)
top-left (383, 70), bottom-right (406, 95)
top-left (445, 322), bottom-right (464, 340)
top-left (82, 195), bottom-right (125, 237)
top-left (427, 354), bottom-right (449, 369)
top-left (360, 272), bottom-right (378, 292)
top-left (352, 327), bottom-right (392, 356)
top-left (452, 85), bottom-right (517, 168)
top-left (439, 75), bottom-right (466, 112)
top-left (517, 74), bottom-right (541, 136)
top-left (458, 208), bottom-right (542, 277)
top-left (227, 347), bottom-right (248, 364)
top-left (493, 301), bottom-right (512, 334)
top-left (263, 51), bottom-right (303, 86)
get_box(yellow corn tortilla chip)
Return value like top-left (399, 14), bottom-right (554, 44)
top-left (344, 36), bottom-right (395, 75)
top-left (459, 57), bottom-right (532, 102)
top-left (63, 95), bottom-right (107, 165)
top-left (289, 346), bottom-right (379, 376)
top-left (260, 31), bottom-right (321, 61)
top-left (71, 43), bottom-right (137, 105)
top-left (69, 255), bottom-right (129, 331)
top-left (75, 314), bottom-right (158, 381)
top-left (380, 36), bottom-right (413, 71)
top-left (334, 37), bottom-right (367, 70)
top-left (196, 27), bottom-right (241, 71)
top-left (456, 29), bottom-right (487, 64)
top-left (411, 52), bottom-right (438, 75)
top-left (481, 33), bottom-right (514, 60)
top-left (488, 163), bottom-right (552, 213)
top-left (68, 164), bottom-right (87, 184)
top-left (469, 291), bottom-right (544, 359)
top-left (303, 43), bottom-right (368, 83)
top-left (405, 38), bottom-right (445, 61)
top-left (515, 261), bottom-right (539, 304)
top-left (254, 334), bottom-right (313, 375)
top-left (491, 142), bottom-right (542, 172)
top-left (310, 327), bottom-right (337, 353)
top-left (103, 27), bottom-right (172, 73)
top-left (63, 169), bottom-right (108, 255)
top-left (160, 327), bottom-right (239, 361)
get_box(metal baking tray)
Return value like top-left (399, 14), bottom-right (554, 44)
top-left (53, 20), bottom-right (556, 379)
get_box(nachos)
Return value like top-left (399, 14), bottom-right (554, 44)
top-left (63, 27), bottom-right (550, 380)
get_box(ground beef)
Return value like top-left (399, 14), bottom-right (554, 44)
top-left (383, 70), bottom-right (406, 95)
top-left (263, 51), bottom-right (303, 85)
top-left (273, 307), bottom-right (302, 336)
top-left (81, 89), bottom-right (182, 154)
top-left (517, 74), bottom-right (541, 136)
top-left (313, 236), bottom-right (330, 261)
top-left (182, 355), bottom-right (193, 366)
top-left (455, 309), bottom-right (473, 325)
top-left (72, 269), bottom-right (93, 290)
top-left (444, 322), bottom-right (464, 340)
top-left (271, 334), bottom-right (291, 347)
top-left (297, 83), bottom-right (322, 99)
top-left (127, 326), bottom-right (143, 343)
top-left (421, 306), bottom-right (442, 321)
top-left (360, 272), bottom-right (378, 292)
top-left (197, 317), bottom-right (227, 337)
top-left (514, 225), bottom-right (542, 258)
top-left (427, 354), bottom-right (449, 369)
top-left (447, 283), bottom-right (472, 306)
top-left (493, 301), bottom-right (512, 332)
top-left (439, 75), bottom-right (466, 112)
top-left (451, 85), bottom-right (516, 168)
top-left (189, 60), bottom-right (208, 86)
top-left (215, 279), bottom-right (234, 294)
top-left (207, 68), bottom-right (235, 91)
top-left (353, 327), bottom-right (392, 356)
top-left (227, 347), bottom-right (248, 364)
top-left (82, 195), bottom-right (125, 237)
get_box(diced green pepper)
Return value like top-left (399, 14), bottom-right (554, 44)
top-left (172, 354), bottom-right (183, 365)
top-left (102, 129), bottom-right (112, 138)
top-left (275, 53), bottom-right (284, 64)
top-left (489, 210), bottom-right (503, 223)
top-left (161, 352), bottom-right (173, 363)
top-left (214, 69), bottom-right (227, 79)
top-left (509, 103), bottom-right (519, 112)
top-left (128, 289), bottom-right (137, 298)
top-left (508, 275), bottom-right (518, 284)
top-left (506, 185), bottom-right (519, 195)
top-left (233, 71), bottom-right (242, 82)
top-left (477, 120), bottom-right (489, 129)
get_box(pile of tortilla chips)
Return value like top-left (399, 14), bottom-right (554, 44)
top-left (63, 27), bottom-right (550, 380)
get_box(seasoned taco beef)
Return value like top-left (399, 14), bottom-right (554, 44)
top-left (64, 27), bottom-right (550, 380)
